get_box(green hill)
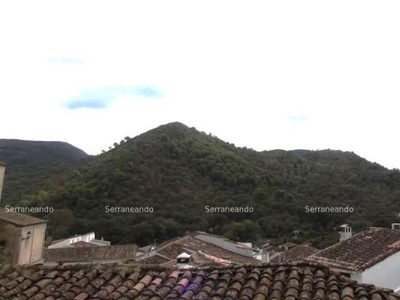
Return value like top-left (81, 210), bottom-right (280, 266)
top-left (2, 123), bottom-right (400, 248)
top-left (0, 139), bottom-right (87, 169)
top-left (0, 139), bottom-right (88, 204)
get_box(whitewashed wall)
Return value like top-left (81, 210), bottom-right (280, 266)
top-left (351, 250), bottom-right (400, 292)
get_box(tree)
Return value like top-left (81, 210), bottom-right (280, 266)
top-left (227, 219), bottom-right (261, 242)
top-left (48, 209), bottom-right (75, 227)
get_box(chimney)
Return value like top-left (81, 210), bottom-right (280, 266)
top-left (0, 162), bottom-right (6, 203)
top-left (339, 224), bottom-right (352, 241)
top-left (392, 223), bottom-right (400, 230)
top-left (176, 252), bottom-right (191, 267)
top-left (261, 251), bottom-right (270, 263)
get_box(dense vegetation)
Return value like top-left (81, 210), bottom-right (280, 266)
top-left (0, 139), bottom-right (88, 203)
top-left (0, 139), bottom-right (87, 169)
top-left (2, 123), bottom-right (400, 249)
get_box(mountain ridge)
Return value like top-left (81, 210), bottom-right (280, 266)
top-left (0, 139), bottom-right (88, 169)
top-left (0, 139), bottom-right (89, 205)
top-left (1, 122), bottom-right (400, 248)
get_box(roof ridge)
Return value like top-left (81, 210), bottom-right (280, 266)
top-left (155, 235), bottom-right (191, 251)
top-left (0, 261), bottom-right (337, 273)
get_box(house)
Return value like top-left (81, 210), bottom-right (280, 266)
top-left (0, 162), bottom-right (136, 266)
top-left (135, 233), bottom-right (259, 267)
top-left (0, 208), bottom-right (47, 265)
top-left (48, 232), bottom-right (111, 249)
top-left (306, 226), bottom-right (400, 292)
top-left (0, 162), bottom-right (48, 266)
top-left (257, 243), bottom-right (317, 263)
top-left (255, 244), bottom-right (287, 262)
top-left (1, 261), bottom-right (400, 300)
top-left (44, 225), bottom-right (136, 265)
top-left (194, 232), bottom-right (318, 264)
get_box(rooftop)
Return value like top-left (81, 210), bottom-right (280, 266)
top-left (44, 244), bottom-right (138, 263)
top-left (284, 244), bottom-right (318, 262)
top-left (49, 233), bottom-right (111, 248)
top-left (0, 262), bottom-right (399, 300)
top-left (306, 227), bottom-right (400, 272)
top-left (137, 235), bottom-right (259, 266)
top-left (90, 239), bottom-right (111, 246)
top-left (0, 208), bottom-right (47, 227)
top-left (70, 241), bottom-right (100, 248)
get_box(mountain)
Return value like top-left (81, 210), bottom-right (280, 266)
top-left (0, 139), bottom-right (88, 204)
top-left (2, 123), bottom-right (400, 248)
top-left (0, 139), bottom-right (88, 170)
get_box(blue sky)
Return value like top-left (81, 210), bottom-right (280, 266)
top-left (1, 1), bottom-right (400, 169)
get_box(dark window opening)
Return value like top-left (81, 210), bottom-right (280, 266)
top-left (177, 258), bottom-right (190, 264)
top-left (0, 240), bottom-right (7, 250)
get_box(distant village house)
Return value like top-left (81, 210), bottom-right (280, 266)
top-left (48, 232), bottom-right (111, 249)
top-left (0, 162), bottom-right (48, 265)
top-left (306, 224), bottom-right (400, 292)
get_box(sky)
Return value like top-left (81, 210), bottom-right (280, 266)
top-left (1, 1), bottom-right (400, 169)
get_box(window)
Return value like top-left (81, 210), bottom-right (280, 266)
top-left (0, 239), bottom-right (7, 250)
top-left (177, 258), bottom-right (190, 264)
top-left (392, 223), bottom-right (400, 230)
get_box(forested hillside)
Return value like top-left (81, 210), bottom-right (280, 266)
top-left (0, 139), bottom-right (88, 169)
top-left (2, 123), bottom-right (400, 248)
top-left (0, 139), bottom-right (88, 203)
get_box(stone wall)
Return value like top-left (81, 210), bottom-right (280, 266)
top-left (0, 221), bottom-right (21, 264)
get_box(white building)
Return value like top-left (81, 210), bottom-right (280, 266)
top-left (306, 226), bottom-right (400, 292)
top-left (48, 232), bottom-right (110, 249)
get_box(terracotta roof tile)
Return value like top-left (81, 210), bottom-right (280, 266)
top-left (135, 254), bottom-right (171, 266)
top-left (283, 245), bottom-right (317, 262)
top-left (76, 292), bottom-right (91, 300)
top-left (306, 227), bottom-right (400, 271)
top-left (44, 245), bottom-right (138, 263)
top-left (1, 263), bottom-right (400, 300)
top-left (138, 235), bottom-right (258, 266)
